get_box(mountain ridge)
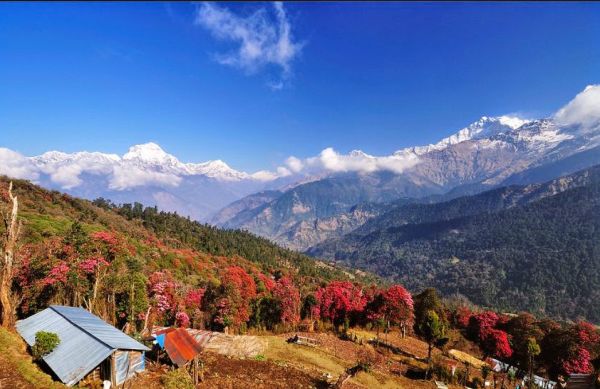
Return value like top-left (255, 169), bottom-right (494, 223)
top-left (307, 164), bottom-right (600, 321)
top-left (215, 111), bottom-right (600, 250)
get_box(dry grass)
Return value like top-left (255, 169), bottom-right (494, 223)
top-left (0, 327), bottom-right (65, 389)
top-left (447, 349), bottom-right (487, 369)
top-left (263, 335), bottom-right (437, 388)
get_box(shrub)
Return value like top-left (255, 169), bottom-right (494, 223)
top-left (32, 331), bottom-right (60, 360)
top-left (161, 368), bottom-right (193, 389)
top-left (471, 376), bottom-right (483, 388)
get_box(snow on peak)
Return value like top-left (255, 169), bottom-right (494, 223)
top-left (395, 115), bottom-right (531, 156)
top-left (123, 142), bottom-right (177, 165)
top-left (187, 159), bottom-right (250, 180)
top-left (497, 115), bottom-right (529, 129)
top-left (120, 143), bottom-right (249, 180)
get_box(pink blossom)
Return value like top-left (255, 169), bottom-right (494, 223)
top-left (175, 311), bottom-right (190, 328)
top-left (42, 262), bottom-right (69, 286)
top-left (79, 257), bottom-right (109, 274)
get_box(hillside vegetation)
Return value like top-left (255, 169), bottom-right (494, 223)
top-left (0, 176), bottom-right (375, 330)
top-left (309, 165), bottom-right (600, 321)
top-left (3, 177), bottom-right (600, 387)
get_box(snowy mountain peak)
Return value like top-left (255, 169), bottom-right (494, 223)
top-left (497, 115), bottom-right (529, 130)
top-left (123, 142), bottom-right (177, 165)
top-left (395, 115), bottom-right (531, 157)
top-left (187, 159), bottom-right (250, 180)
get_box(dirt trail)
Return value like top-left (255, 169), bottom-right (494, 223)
top-left (0, 353), bottom-right (34, 389)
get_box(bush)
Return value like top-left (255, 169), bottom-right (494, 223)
top-left (432, 360), bottom-right (452, 383)
top-left (471, 377), bottom-right (483, 388)
top-left (32, 331), bottom-right (60, 360)
top-left (161, 368), bottom-right (193, 389)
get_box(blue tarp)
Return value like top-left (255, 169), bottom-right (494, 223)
top-left (156, 333), bottom-right (165, 349)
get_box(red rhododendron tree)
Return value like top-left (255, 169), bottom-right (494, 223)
top-left (383, 285), bottom-right (414, 337)
top-left (453, 306), bottom-right (472, 329)
top-left (561, 347), bottom-right (592, 374)
top-left (482, 329), bottom-right (513, 359)
top-left (541, 323), bottom-right (597, 378)
top-left (79, 256), bottom-right (110, 313)
top-left (573, 321), bottom-right (600, 351)
top-left (256, 273), bottom-right (276, 295)
top-left (148, 271), bottom-right (178, 324)
top-left (366, 284), bottom-right (413, 338)
top-left (214, 266), bottom-right (257, 329)
top-left (272, 276), bottom-right (300, 326)
top-left (184, 288), bottom-right (206, 310)
top-left (42, 262), bottom-right (70, 287)
top-left (315, 281), bottom-right (366, 329)
top-left (555, 322), bottom-right (600, 375)
top-left (468, 311), bottom-right (499, 342)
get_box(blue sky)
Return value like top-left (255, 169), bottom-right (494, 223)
top-left (0, 2), bottom-right (598, 172)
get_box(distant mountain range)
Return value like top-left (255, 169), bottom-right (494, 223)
top-left (215, 108), bottom-right (600, 250)
top-left (308, 164), bottom-right (600, 321)
top-left (1, 85), bottom-right (598, 234)
top-left (2, 142), bottom-right (297, 221)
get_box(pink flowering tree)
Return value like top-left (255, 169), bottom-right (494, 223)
top-left (79, 256), bottom-right (110, 313)
top-left (148, 271), bottom-right (178, 325)
top-left (175, 311), bottom-right (190, 328)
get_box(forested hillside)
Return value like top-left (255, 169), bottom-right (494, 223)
top-left (309, 165), bottom-right (600, 322)
top-left (0, 176), bottom-right (375, 332)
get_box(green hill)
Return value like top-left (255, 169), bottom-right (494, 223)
top-left (0, 177), bottom-right (375, 325)
top-left (309, 165), bottom-right (600, 321)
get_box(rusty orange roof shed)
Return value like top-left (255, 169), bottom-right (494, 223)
top-left (158, 327), bottom-right (203, 367)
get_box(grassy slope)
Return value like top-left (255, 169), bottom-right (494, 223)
top-left (0, 327), bottom-right (65, 389)
top-left (0, 177), bottom-right (376, 294)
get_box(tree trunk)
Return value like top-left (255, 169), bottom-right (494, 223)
top-left (142, 306), bottom-right (151, 335)
top-left (129, 281), bottom-right (135, 332)
top-left (426, 341), bottom-right (433, 379)
top-left (0, 182), bottom-right (19, 328)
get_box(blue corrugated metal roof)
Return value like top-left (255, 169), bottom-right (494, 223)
top-left (51, 305), bottom-right (148, 351)
top-left (16, 308), bottom-right (113, 386)
top-left (16, 305), bottom-right (149, 387)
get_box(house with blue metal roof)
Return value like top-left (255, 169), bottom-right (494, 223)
top-left (16, 305), bottom-right (150, 387)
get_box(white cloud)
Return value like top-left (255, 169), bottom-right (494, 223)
top-left (34, 152), bottom-right (117, 189)
top-left (285, 156), bottom-right (303, 173)
top-left (251, 170), bottom-right (279, 181)
top-left (195, 2), bottom-right (303, 86)
top-left (256, 147), bottom-right (421, 181)
top-left (554, 85), bottom-right (600, 128)
top-left (109, 164), bottom-right (182, 190)
top-left (0, 148), bottom-right (39, 180)
top-left (315, 147), bottom-right (419, 174)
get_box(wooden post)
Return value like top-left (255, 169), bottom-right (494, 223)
top-left (193, 356), bottom-right (199, 386)
top-left (110, 353), bottom-right (117, 388)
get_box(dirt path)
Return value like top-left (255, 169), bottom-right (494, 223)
top-left (197, 352), bottom-right (325, 389)
top-left (0, 353), bottom-right (34, 389)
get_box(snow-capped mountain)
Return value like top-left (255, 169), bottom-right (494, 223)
top-left (396, 115), bottom-right (531, 156)
top-left (212, 85), bottom-right (600, 250)
top-left (2, 143), bottom-right (290, 221)
top-left (1, 85), bottom-right (598, 226)
top-left (121, 143), bottom-right (251, 180)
